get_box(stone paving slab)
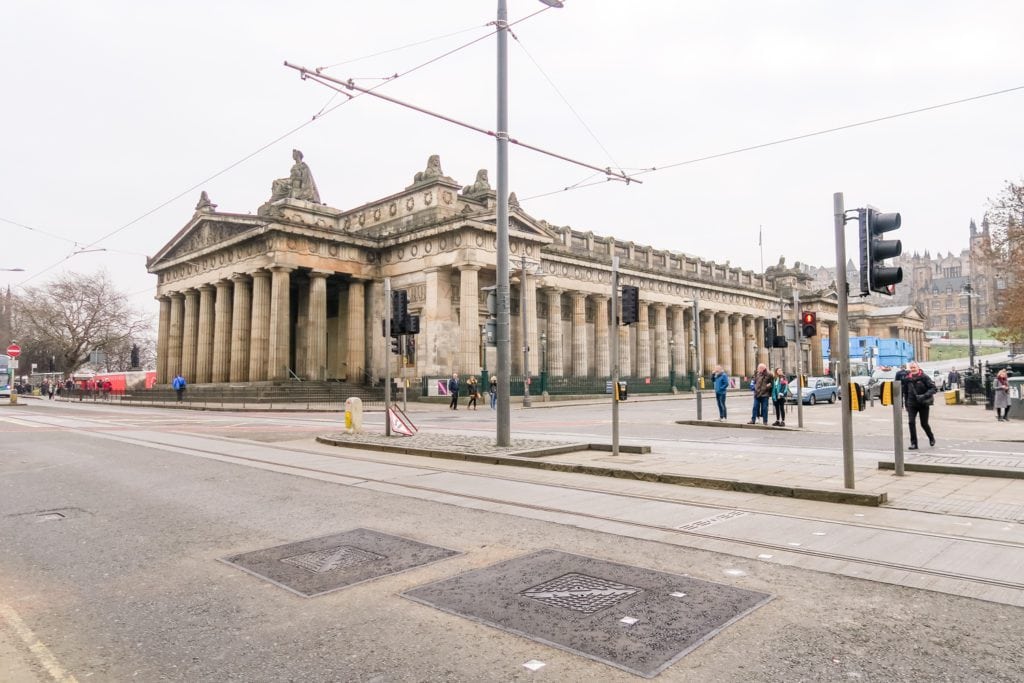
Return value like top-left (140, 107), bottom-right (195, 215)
top-left (403, 549), bottom-right (772, 678)
top-left (316, 432), bottom-right (888, 507)
top-left (221, 528), bottom-right (460, 598)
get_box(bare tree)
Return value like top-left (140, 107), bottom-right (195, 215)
top-left (984, 180), bottom-right (1024, 344)
top-left (12, 269), bottom-right (153, 374)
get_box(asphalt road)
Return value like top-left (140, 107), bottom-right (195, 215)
top-left (2, 401), bottom-right (1023, 681)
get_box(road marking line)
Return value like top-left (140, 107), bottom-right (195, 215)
top-left (0, 601), bottom-right (79, 682)
top-left (0, 417), bottom-right (42, 428)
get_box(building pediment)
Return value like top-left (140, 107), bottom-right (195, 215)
top-left (149, 213), bottom-right (265, 271)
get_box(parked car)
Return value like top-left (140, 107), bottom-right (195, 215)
top-left (788, 376), bottom-right (838, 405)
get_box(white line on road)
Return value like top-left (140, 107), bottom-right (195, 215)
top-left (0, 601), bottom-right (78, 682)
top-left (0, 417), bottom-right (42, 428)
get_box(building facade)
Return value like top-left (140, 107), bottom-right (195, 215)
top-left (148, 153), bottom-right (924, 387)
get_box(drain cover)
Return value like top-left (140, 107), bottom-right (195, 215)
top-left (222, 528), bottom-right (459, 598)
top-left (403, 549), bottom-right (771, 678)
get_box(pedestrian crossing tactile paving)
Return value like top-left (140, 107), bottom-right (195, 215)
top-left (221, 528), bottom-right (460, 598)
top-left (402, 549), bottom-right (772, 678)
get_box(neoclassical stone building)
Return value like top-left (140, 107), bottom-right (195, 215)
top-left (149, 153), bottom-right (857, 388)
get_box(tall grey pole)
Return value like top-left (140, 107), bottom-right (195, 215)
top-left (521, 254), bottom-right (531, 408)
top-left (693, 299), bottom-right (702, 421)
top-left (793, 289), bottom-right (804, 428)
top-left (833, 192), bottom-right (855, 488)
top-left (611, 256), bottom-right (620, 456)
top-left (965, 284), bottom-right (976, 370)
top-left (495, 0), bottom-right (512, 446)
top-left (384, 277), bottom-right (392, 437)
top-left (892, 382), bottom-right (904, 476)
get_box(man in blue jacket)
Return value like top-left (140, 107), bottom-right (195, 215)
top-left (712, 364), bottom-right (730, 421)
top-left (172, 373), bottom-right (187, 402)
top-left (447, 372), bottom-right (460, 410)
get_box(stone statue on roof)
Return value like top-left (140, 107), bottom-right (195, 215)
top-left (269, 149), bottom-right (321, 204)
top-left (462, 169), bottom-right (491, 196)
top-left (414, 154), bottom-right (444, 183)
top-left (195, 191), bottom-right (216, 213)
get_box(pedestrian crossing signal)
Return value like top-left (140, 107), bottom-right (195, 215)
top-left (801, 311), bottom-right (817, 337)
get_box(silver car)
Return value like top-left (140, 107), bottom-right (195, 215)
top-left (789, 376), bottom-right (838, 405)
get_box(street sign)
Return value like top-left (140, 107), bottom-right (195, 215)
top-left (6, 343), bottom-right (20, 358)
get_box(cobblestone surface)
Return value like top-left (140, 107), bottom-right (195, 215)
top-left (321, 431), bottom-right (585, 456)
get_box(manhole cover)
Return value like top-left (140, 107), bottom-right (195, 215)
top-left (403, 549), bottom-right (772, 678)
top-left (222, 528), bottom-right (460, 598)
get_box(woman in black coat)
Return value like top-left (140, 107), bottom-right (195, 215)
top-left (901, 362), bottom-right (938, 449)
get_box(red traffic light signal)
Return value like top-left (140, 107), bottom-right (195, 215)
top-left (801, 311), bottom-right (817, 337)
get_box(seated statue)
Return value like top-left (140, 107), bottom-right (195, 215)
top-left (462, 169), bottom-right (491, 195)
top-left (413, 154), bottom-right (444, 183)
top-left (267, 149), bottom-right (322, 204)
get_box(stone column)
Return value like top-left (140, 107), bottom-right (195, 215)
top-left (294, 281), bottom-right (309, 380)
top-left (716, 312), bottom-right (730, 375)
top-left (593, 295), bottom-right (610, 376)
top-left (156, 296), bottom-right (171, 384)
top-left (212, 279), bottom-right (233, 383)
top-left (268, 266), bottom-right (293, 381)
top-left (619, 321), bottom-right (632, 377)
top-left (826, 321), bottom-right (839, 375)
top-left (248, 270), bottom-right (271, 382)
top-left (306, 270), bottom-right (329, 381)
top-left (347, 279), bottom-right (366, 382)
top-left (701, 310), bottom-right (717, 375)
top-left (195, 285), bottom-right (215, 383)
top-left (545, 288), bottom-right (564, 376)
top-left (167, 293), bottom-right (184, 380)
top-left (809, 332), bottom-right (824, 376)
top-left (653, 303), bottom-right (669, 378)
top-left (229, 273), bottom-right (252, 382)
top-left (744, 316), bottom-right (757, 377)
top-left (511, 287), bottom-right (523, 376)
top-left (756, 317), bottom-right (769, 367)
top-left (180, 289), bottom-right (199, 384)
top-left (571, 291), bottom-right (588, 377)
top-left (636, 302), bottom-right (651, 378)
top-left (671, 305), bottom-right (686, 377)
top-left (458, 265), bottom-right (481, 375)
top-left (523, 273), bottom-right (539, 378)
top-left (731, 314), bottom-right (745, 377)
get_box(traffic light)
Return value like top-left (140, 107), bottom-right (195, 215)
top-left (620, 285), bottom-right (640, 325)
top-left (801, 311), bottom-right (817, 337)
top-left (405, 314), bottom-right (420, 335)
top-left (390, 335), bottom-right (402, 356)
top-left (763, 319), bottom-right (776, 347)
top-left (859, 208), bottom-right (903, 296)
top-left (391, 290), bottom-right (409, 331)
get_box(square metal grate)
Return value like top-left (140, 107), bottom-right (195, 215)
top-left (222, 528), bottom-right (460, 598)
top-left (403, 549), bottom-right (772, 678)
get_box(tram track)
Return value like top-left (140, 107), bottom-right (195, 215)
top-left (11, 408), bottom-right (1024, 599)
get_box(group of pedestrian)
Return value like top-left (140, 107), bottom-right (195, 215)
top-left (711, 363), bottom-right (791, 427)
top-left (447, 372), bottom-right (497, 410)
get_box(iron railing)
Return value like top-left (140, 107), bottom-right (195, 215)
top-left (57, 383), bottom-right (384, 410)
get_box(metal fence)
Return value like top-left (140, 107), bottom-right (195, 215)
top-left (422, 373), bottom-right (699, 398)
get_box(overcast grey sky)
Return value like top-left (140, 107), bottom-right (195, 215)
top-left (3, 1), bottom-right (1022, 315)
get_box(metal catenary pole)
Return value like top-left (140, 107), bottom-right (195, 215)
top-left (793, 289), bottom-right (804, 428)
top-left (521, 253), bottom-right (531, 408)
top-left (892, 381), bottom-right (905, 476)
top-left (833, 192), bottom-right (855, 488)
top-left (384, 277), bottom-right (392, 437)
top-left (693, 299), bottom-right (702, 421)
top-left (611, 256), bottom-right (620, 456)
top-left (495, 0), bottom-right (512, 446)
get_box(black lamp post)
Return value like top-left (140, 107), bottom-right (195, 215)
top-left (669, 337), bottom-right (676, 392)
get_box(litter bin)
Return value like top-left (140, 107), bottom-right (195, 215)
top-left (944, 390), bottom-right (959, 405)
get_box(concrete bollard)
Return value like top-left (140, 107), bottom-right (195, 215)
top-left (344, 397), bottom-right (363, 434)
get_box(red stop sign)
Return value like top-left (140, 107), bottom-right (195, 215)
top-left (6, 344), bottom-right (20, 358)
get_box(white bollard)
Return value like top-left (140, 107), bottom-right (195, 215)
top-left (344, 396), bottom-right (363, 434)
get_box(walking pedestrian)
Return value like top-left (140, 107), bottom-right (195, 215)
top-left (466, 375), bottom-right (479, 410)
top-left (447, 372), bottom-right (460, 410)
top-left (712, 364), bottom-right (729, 421)
top-left (947, 367), bottom-right (961, 391)
top-left (771, 368), bottom-right (790, 427)
top-left (489, 375), bottom-right (498, 409)
top-left (748, 363), bottom-right (772, 425)
top-left (172, 373), bottom-right (187, 402)
top-left (994, 369), bottom-right (1011, 421)
top-left (901, 361), bottom-right (937, 449)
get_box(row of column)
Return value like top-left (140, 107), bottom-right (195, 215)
top-left (156, 269), bottom-right (368, 385)
top-left (533, 288), bottom-right (778, 379)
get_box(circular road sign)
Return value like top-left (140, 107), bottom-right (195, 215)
top-left (6, 343), bottom-right (21, 358)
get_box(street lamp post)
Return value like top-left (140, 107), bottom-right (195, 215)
top-left (495, 0), bottom-right (562, 446)
top-left (963, 283), bottom-right (976, 370)
top-left (539, 330), bottom-right (548, 395)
